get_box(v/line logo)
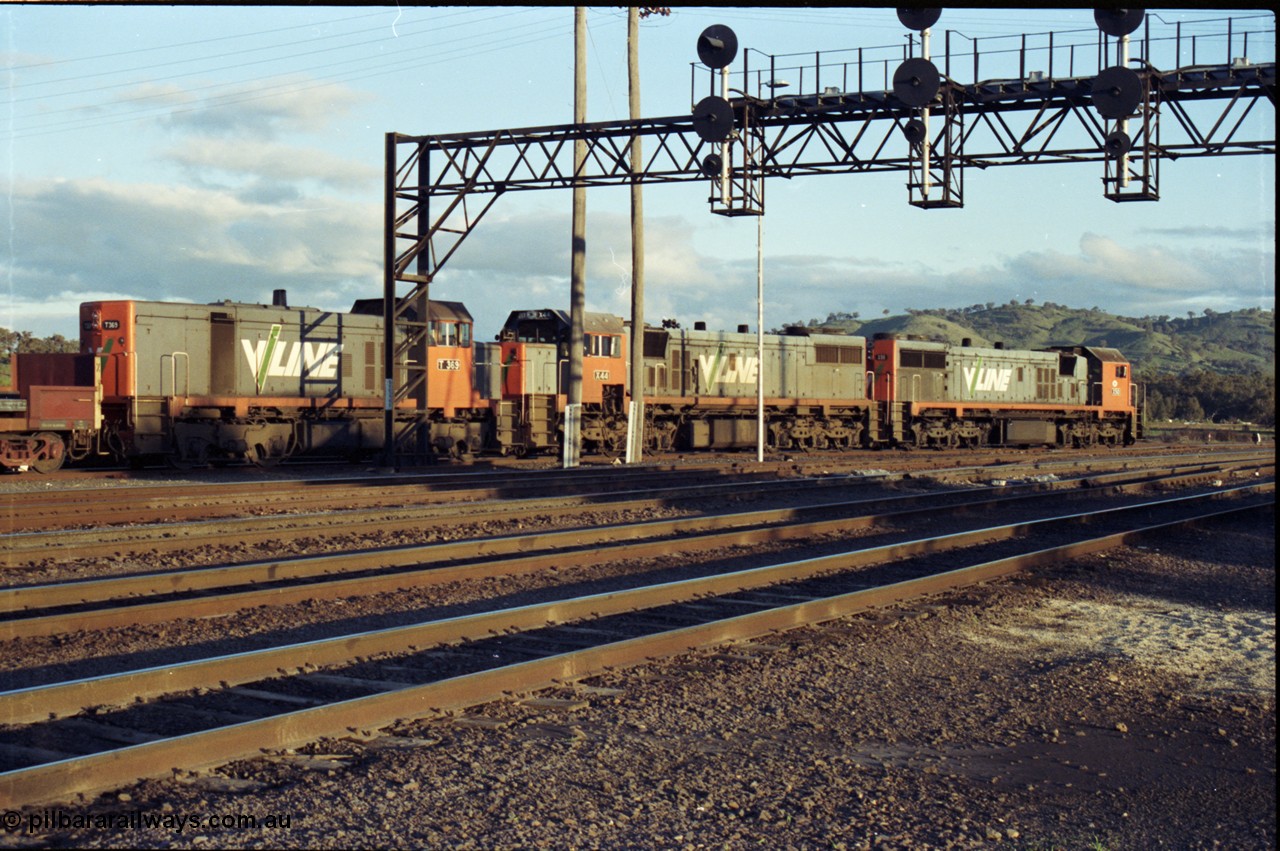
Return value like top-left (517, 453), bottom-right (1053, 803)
top-left (241, 325), bottom-right (342, 390)
top-left (698, 350), bottom-right (759, 385)
top-left (963, 359), bottom-right (1013, 395)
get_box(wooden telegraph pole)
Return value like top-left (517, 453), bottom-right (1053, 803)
top-left (565, 6), bottom-right (588, 468)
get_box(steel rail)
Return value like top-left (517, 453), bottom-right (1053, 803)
top-left (4, 453), bottom-right (1267, 568)
top-left (1, 466), bottom-right (1266, 639)
top-left (0, 466), bottom-right (784, 531)
top-left (0, 447), bottom-right (1264, 516)
top-left (1, 483), bottom-right (1269, 726)
top-left (0, 461), bottom-right (720, 508)
top-left (0, 495), bottom-right (1268, 809)
top-left (0, 470), bottom-right (890, 567)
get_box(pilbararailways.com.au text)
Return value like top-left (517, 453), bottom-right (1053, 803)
top-left (4, 808), bottom-right (294, 835)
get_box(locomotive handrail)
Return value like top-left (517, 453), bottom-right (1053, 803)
top-left (554, 358), bottom-right (567, 395)
top-left (160, 352), bottom-right (189, 399)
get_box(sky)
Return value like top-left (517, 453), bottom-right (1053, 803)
top-left (2, 5), bottom-right (1274, 341)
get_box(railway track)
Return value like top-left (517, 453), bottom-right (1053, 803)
top-left (0, 465), bottom-right (1270, 641)
top-left (0, 447), bottom-right (1266, 533)
top-left (0, 483), bottom-right (1271, 809)
top-left (2, 452), bottom-right (1270, 569)
top-left (0, 464), bottom-right (780, 532)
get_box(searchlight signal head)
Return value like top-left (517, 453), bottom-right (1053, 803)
top-left (697, 24), bottom-right (739, 70)
top-left (892, 57), bottom-right (941, 108)
top-left (1092, 65), bottom-right (1143, 119)
top-left (692, 96), bottom-right (735, 143)
top-left (1094, 8), bottom-right (1145, 37)
top-left (896, 8), bottom-right (942, 31)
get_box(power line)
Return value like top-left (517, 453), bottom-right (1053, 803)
top-left (9, 7), bottom-right (533, 98)
top-left (6, 7), bottom-right (482, 73)
top-left (9, 14), bottom-right (625, 140)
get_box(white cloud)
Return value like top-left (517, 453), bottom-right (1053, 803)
top-left (158, 76), bottom-right (373, 140)
top-left (161, 136), bottom-right (380, 191)
top-left (6, 185), bottom-right (1273, 341)
top-left (7, 176), bottom-right (381, 336)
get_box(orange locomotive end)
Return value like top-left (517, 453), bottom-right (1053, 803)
top-left (424, 307), bottom-right (476, 417)
top-left (496, 309), bottom-right (626, 409)
top-left (80, 301), bottom-right (136, 399)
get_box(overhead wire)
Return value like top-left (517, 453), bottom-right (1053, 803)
top-left (5, 7), bottom-right (396, 71)
top-left (9, 7), bottom-right (535, 100)
top-left (9, 11), bottom-right (624, 140)
top-left (8, 10), bottom-right (589, 138)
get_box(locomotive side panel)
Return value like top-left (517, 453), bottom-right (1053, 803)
top-left (803, 333), bottom-right (868, 401)
top-left (680, 329), bottom-right (761, 399)
top-left (228, 305), bottom-right (358, 401)
top-left (946, 346), bottom-right (1068, 405)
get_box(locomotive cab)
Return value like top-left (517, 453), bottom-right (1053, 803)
top-left (494, 309), bottom-right (627, 456)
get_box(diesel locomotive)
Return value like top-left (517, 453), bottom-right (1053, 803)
top-left (0, 292), bottom-right (1142, 471)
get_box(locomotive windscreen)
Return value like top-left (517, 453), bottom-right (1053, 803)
top-left (513, 317), bottom-right (560, 343)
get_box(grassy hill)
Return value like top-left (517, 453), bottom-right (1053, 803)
top-left (795, 303), bottom-right (1274, 377)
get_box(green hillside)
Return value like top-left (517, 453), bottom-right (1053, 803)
top-left (797, 303), bottom-right (1274, 377)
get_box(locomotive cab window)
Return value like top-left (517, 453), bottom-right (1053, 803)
top-left (514, 318), bottom-right (559, 344)
top-left (586, 333), bottom-right (621, 358)
top-left (1116, 365), bottom-right (1127, 378)
top-left (429, 321), bottom-right (472, 347)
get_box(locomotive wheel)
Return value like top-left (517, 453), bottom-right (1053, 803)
top-left (589, 429), bottom-right (622, 460)
top-left (30, 433), bottom-right (66, 474)
top-left (249, 440), bottom-right (288, 469)
top-left (168, 439), bottom-right (210, 471)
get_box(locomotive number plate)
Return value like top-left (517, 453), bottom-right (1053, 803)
top-left (437, 358), bottom-right (462, 371)
top-left (593, 370), bottom-right (610, 381)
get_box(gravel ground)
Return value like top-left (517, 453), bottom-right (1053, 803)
top-left (3, 509), bottom-right (1272, 850)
